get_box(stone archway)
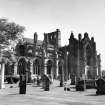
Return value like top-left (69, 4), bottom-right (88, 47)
top-left (47, 60), bottom-right (53, 75)
top-left (18, 57), bottom-right (27, 75)
top-left (87, 70), bottom-right (91, 79)
top-left (58, 61), bottom-right (63, 76)
top-left (86, 45), bottom-right (91, 66)
top-left (58, 61), bottom-right (64, 86)
top-left (33, 59), bottom-right (41, 75)
top-left (17, 57), bottom-right (27, 94)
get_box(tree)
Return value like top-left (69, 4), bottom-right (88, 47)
top-left (0, 18), bottom-right (25, 44)
top-left (0, 18), bottom-right (25, 64)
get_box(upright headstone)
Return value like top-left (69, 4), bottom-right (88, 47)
top-left (44, 75), bottom-right (50, 91)
top-left (18, 57), bottom-right (27, 94)
top-left (19, 75), bottom-right (26, 94)
top-left (96, 78), bottom-right (105, 95)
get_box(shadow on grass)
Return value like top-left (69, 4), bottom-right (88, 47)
top-left (7, 93), bottom-right (20, 95)
top-left (85, 94), bottom-right (98, 96)
top-left (7, 93), bottom-right (28, 95)
top-left (56, 85), bottom-right (62, 87)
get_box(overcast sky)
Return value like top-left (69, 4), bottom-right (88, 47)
top-left (0, 0), bottom-right (105, 69)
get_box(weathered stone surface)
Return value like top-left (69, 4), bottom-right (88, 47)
top-left (96, 78), bottom-right (105, 95)
top-left (76, 80), bottom-right (85, 91)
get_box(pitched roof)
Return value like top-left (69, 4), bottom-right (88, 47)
top-left (23, 37), bottom-right (43, 46)
top-left (23, 37), bottom-right (34, 44)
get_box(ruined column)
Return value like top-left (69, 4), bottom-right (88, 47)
top-left (55, 51), bottom-right (59, 78)
top-left (66, 52), bottom-right (69, 80)
top-left (44, 59), bottom-right (47, 75)
top-left (97, 54), bottom-right (101, 77)
top-left (14, 63), bottom-right (17, 76)
top-left (30, 61), bottom-right (33, 75)
top-left (0, 63), bottom-right (5, 89)
top-left (77, 41), bottom-right (80, 81)
top-left (56, 59), bottom-right (59, 78)
top-left (83, 47), bottom-right (87, 90)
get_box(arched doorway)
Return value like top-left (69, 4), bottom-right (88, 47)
top-left (58, 61), bottom-right (63, 86)
top-left (47, 60), bottom-right (53, 75)
top-left (17, 57), bottom-right (27, 94)
top-left (18, 57), bottom-right (27, 75)
top-left (33, 59), bottom-right (40, 75)
top-left (87, 70), bottom-right (92, 79)
top-left (86, 45), bottom-right (91, 66)
top-left (58, 61), bottom-right (63, 76)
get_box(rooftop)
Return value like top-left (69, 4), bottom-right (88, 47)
top-left (23, 37), bottom-right (43, 46)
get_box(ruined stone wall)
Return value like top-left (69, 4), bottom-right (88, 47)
top-left (68, 32), bottom-right (98, 80)
top-left (43, 29), bottom-right (61, 78)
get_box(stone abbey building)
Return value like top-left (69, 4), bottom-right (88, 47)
top-left (13, 29), bottom-right (101, 83)
top-left (16, 29), bottom-right (62, 82)
top-left (59, 32), bottom-right (101, 83)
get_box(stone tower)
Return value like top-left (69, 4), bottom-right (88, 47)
top-left (67, 32), bottom-right (98, 83)
top-left (43, 29), bottom-right (61, 78)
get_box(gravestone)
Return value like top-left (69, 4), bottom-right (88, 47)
top-left (96, 78), bottom-right (105, 95)
top-left (76, 80), bottom-right (86, 91)
top-left (18, 57), bottom-right (27, 94)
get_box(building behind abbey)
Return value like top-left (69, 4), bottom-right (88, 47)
top-left (12, 29), bottom-right (101, 83)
